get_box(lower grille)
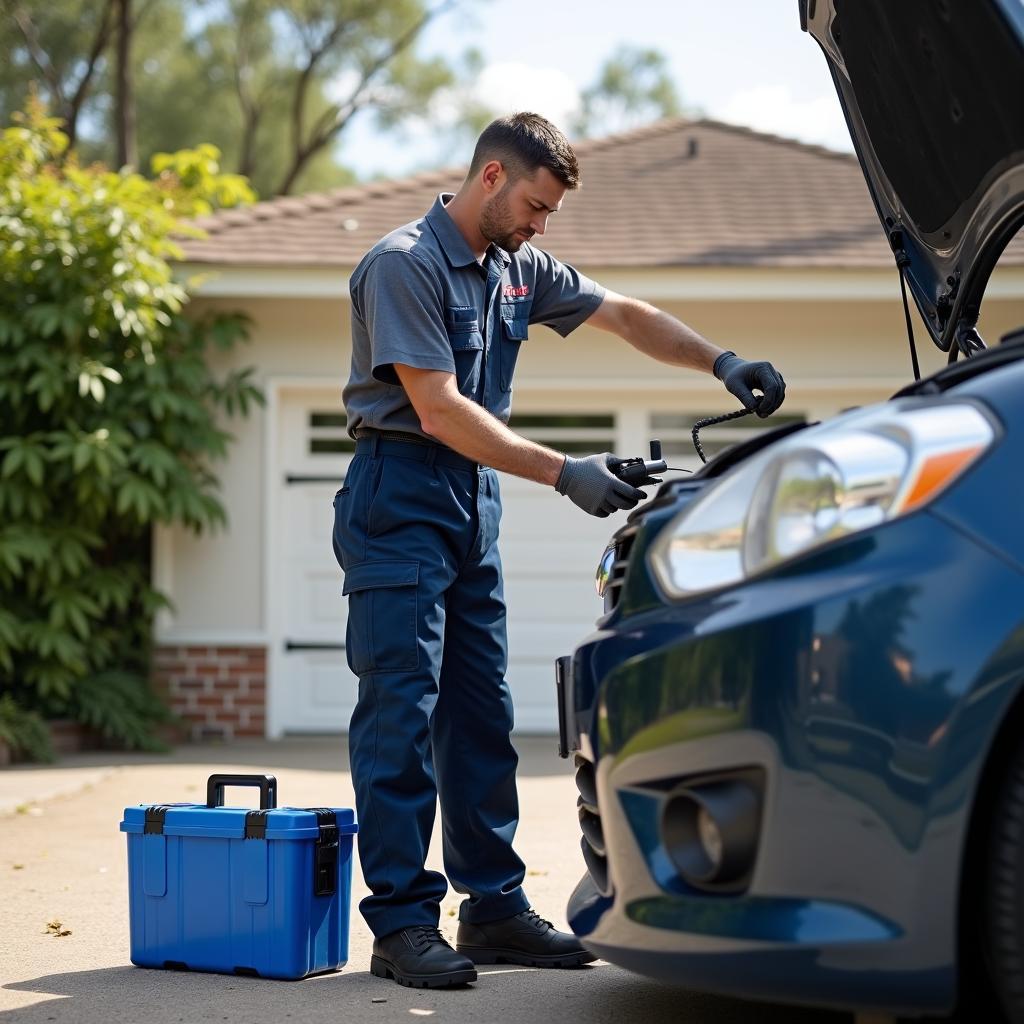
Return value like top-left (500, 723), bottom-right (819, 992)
top-left (604, 526), bottom-right (638, 612)
top-left (575, 754), bottom-right (611, 894)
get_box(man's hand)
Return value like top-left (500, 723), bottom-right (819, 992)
top-left (713, 351), bottom-right (786, 417)
top-left (555, 453), bottom-right (646, 518)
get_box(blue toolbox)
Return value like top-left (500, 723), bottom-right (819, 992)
top-left (120, 774), bottom-right (358, 979)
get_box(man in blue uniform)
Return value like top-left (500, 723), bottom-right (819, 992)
top-left (334, 112), bottom-right (786, 989)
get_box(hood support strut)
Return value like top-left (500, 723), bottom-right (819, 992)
top-left (891, 230), bottom-right (922, 381)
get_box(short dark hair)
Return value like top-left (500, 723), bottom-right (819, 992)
top-left (468, 112), bottom-right (581, 190)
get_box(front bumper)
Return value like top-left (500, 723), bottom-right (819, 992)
top-left (558, 509), bottom-right (1024, 1015)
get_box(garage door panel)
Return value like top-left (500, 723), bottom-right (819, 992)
top-left (508, 663), bottom-right (560, 731)
top-left (276, 651), bottom-right (353, 730)
top-left (501, 537), bottom-right (608, 559)
top-left (502, 580), bottom-right (601, 622)
top-left (287, 569), bottom-right (345, 630)
top-left (312, 662), bottom-right (355, 708)
top-left (499, 503), bottom-right (616, 540)
top-left (283, 485), bottom-right (338, 556)
top-left (311, 578), bottom-right (345, 623)
top-left (302, 489), bottom-right (337, 534)
top-left (507, 621), bottom-right (599, 653)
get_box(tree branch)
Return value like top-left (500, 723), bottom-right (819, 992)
top-left (276, 0), bottom-right (457, 195)
top-left (7, 2), bottom-right (67, 108)
top-left (232, 4), bottom-right (262, 179)
top-left (5, 0), bottom-right (119, 150)
top-left (130, 0), bottom-right (158, 33)
top-left (288, 16), bottom-right (349, 168)
top-left (65, 0), bottom-right (118, 149)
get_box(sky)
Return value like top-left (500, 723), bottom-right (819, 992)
top-left (341, 0), bottom-right (852, 179)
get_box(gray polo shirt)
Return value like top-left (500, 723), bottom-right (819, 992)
top-left (343, 193), bottom-right (605, 440)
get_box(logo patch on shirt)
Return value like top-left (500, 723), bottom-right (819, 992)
top-left (503, 284), bottom-right (530, 297)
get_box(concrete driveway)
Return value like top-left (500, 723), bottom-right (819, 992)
top-left (0, 737), bottom-right (856, 1024)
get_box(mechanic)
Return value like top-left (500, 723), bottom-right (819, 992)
top-left (333, 111), bottom-right (786, 989)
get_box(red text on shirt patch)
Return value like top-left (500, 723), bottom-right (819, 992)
top-left (503, 285), bottom-right (530, 297)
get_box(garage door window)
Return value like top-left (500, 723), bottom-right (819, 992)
top-left (308, 412), bottom-right (356, 454)
top-left (508, 413), bottom-right (615, 454)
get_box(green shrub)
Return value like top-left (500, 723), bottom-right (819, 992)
top-left (0, 694), bottom-right (53, 763)
top-left (0, 101), bottom-right (260, 758)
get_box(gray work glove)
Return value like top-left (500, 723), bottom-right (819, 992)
top-left (713, 351), bottom-right (786, 417)
top-left (555, 453), bottom-right (646, 518)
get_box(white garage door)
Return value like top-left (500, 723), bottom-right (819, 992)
top-left (273, 394), bottom-right (620, 734)
top-left (275, 403), bottom-right (355, 732)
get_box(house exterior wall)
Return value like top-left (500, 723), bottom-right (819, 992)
top-left (152, 266), bottom-right (1024, 735)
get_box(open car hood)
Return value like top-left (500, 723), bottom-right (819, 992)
top-left (801, 0), bottom-right (1024, 354)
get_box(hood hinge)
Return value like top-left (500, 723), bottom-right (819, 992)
top-left (951, 321), bottom-right (986, 362)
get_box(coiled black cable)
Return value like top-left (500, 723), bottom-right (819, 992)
top-left (691, 408), bottom-right (753, 464)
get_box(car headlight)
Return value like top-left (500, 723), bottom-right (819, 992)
top-left (648, 402), bottom-right (995, 598)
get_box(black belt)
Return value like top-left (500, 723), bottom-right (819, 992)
top-left (353, 429), bottom-right (481, 473)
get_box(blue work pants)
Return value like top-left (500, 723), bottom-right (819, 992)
top-left (332, 437), bottom-right (529, 938)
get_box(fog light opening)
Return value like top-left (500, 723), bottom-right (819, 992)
top-left (662, 778), bottom-right (761, 889)
top-left (697, 806), bottom-right (723, 870)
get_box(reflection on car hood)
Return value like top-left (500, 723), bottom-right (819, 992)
top-left (801, 0), bottom-right (1024, 353)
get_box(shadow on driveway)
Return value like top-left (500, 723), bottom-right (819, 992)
top-left (3, 962), bottom-right (850, 1024)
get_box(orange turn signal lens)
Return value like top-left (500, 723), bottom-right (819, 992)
top-left (897, 444), bottom-right (986, 513)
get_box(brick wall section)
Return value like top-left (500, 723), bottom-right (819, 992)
top-left (154, 645), bottom-right (267, 741)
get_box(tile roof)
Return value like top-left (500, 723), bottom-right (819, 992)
top-left (181, 117), bottom-right (1024, 270)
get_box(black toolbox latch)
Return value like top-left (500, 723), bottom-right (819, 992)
top-left (244, 809), bottom-right (269, 839)
top-left (144, 805), bottom-right (170, 835)
top-left (309, 808), bottom-right (339, 897)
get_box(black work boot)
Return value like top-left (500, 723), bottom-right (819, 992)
top-left (370, 925), bottom-right (477, 988)
top-left (456, 908), bottom-right (596, 968)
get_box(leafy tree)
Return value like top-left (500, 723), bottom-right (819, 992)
top-left (573, 45), bottom-right (683, 139)
top-left (0, 101), bottom-right (260, 759)
top-left (1, 0), bottom-right (466, 197)
top-left (0, 0), bottom-right (119, 152)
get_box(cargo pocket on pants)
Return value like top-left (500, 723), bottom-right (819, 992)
top-left (342, 560), bottom-right (419, 675)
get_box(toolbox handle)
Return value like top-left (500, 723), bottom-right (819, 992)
top-left (206, 774), bottom-right (278, 809)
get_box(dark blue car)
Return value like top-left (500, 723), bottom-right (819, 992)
top-left (558, 1), bottom-right (1024, 1019)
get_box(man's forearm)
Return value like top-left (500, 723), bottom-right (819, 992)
top-left (586, 291), bottom-right (786, 416)
top-left (617, 298), bottom-right (724, 372)
top-left (423, 394), bottom-right (565, 485)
